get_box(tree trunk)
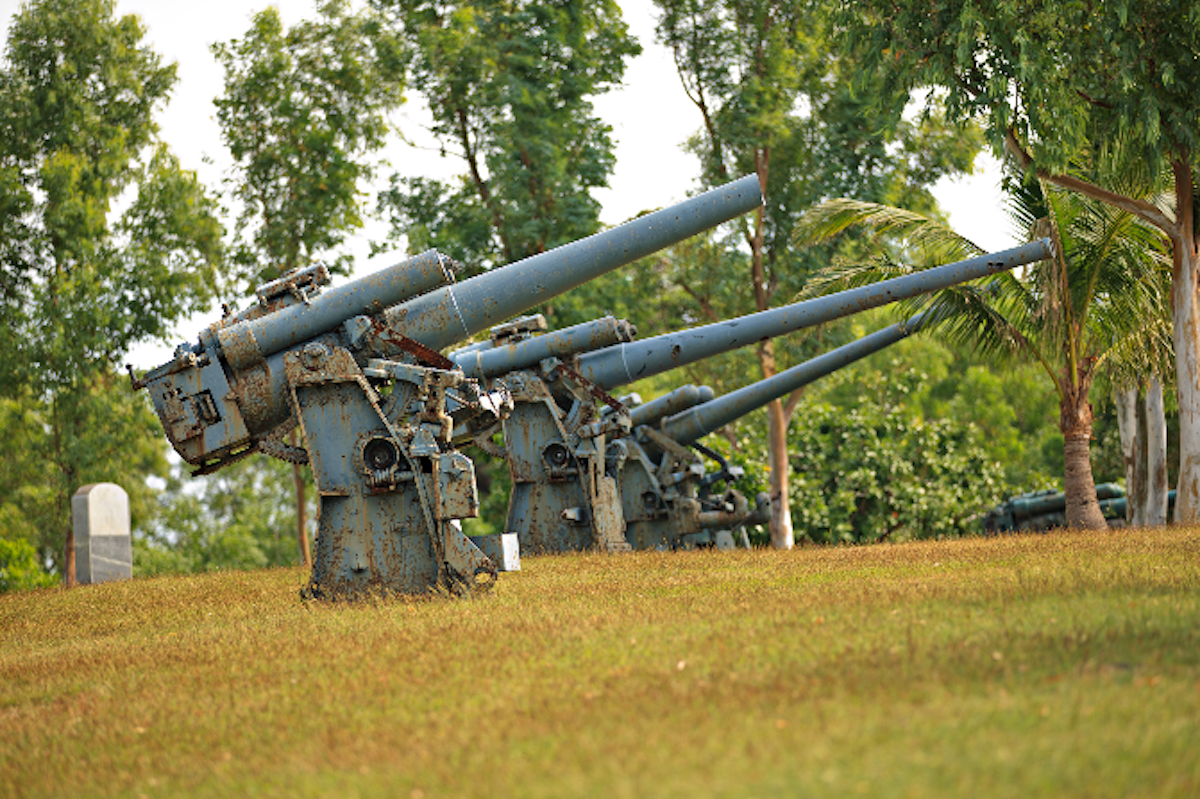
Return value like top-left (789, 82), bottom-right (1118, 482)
top-left (1145, 374), bottom-right (1169, 526)
top-left (1133, 388), bottom-right (1151, 524)
top-left (1172, 242), bottom-right (1200, 522)
top-left (63, 521), bottom-right (76, 587)
top-left (1170, 161), bottom-right (1200, 523)
top-left (758, 339), bottom-right (794, 549)
top-left (290, 430), bottom-right (311, 567)
top-left (1114, 386), bottom-right (1139, 524)
top-left (1060, 390), bottom-right (1107, 530)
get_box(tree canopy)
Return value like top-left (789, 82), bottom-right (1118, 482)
top-left (840, 0), bottom-right (1200, 522)
top-left (0, 0), bottom-right (225, 581)
top-left (371, 0), bottom-right (640, 274)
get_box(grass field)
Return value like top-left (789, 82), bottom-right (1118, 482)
top-left (2, 527), bottom-right (1198, 798)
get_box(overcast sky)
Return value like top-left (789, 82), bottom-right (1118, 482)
top-left (1, 0), bottom-right (1014, 368)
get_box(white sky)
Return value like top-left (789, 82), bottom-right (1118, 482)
top-left (0, 0), bottom-right (1014, 369)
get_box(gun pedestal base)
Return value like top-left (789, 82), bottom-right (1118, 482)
top-left (285, 345), bottom-right (497, 599)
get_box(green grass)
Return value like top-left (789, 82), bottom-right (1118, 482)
top-left (2, 528), bottom-right (1198, 798)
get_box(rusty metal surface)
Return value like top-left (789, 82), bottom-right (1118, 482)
top-left (281, 343), bottom-right (501, 599)
top-left (367, 317), bottom-right (457, 370)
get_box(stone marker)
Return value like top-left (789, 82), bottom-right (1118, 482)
top-left (72, 483), bottom-right (132, 584)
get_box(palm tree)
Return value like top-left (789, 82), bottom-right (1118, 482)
top-left (795, 171), bottom-right (1170, 529)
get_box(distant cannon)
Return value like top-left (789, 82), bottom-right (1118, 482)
top-left (133, 175), bottom-right (764, 598)
top-left (458, 240), bottom-right (1053, 554)
top-left (981, 483), bottom-right (1128, 533)
top-left (619, 312), bottom-right (931, 551)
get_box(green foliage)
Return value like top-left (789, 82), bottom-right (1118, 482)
top-left (0, 378), bottom-right (170, 576)
top-left (795, 160), bottom-right (1172, 529)
top-left (788, 403), bottom-right (1003, 543)
top-left (372, 0), bottom-right (640, 275)
top-left (136, 456), bottom-right (314, 576)
top-left (0, 537), bottom-right (57, 593)
top-left (841, 0), bottom-right (1200, 176)
top-left (0, 0), bottom-right (225, 577)
top-left (213, 0), bottom-right (407, 287)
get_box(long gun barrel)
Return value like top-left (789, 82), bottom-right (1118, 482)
top-left (144, 175), bottom-right (763, 465)
top-left (204, 250), bottom-right (455, 371)
top-left (1009, 483), bottom-right (1125, 521)
top-left (573, 240), bottom-right (1053, 391)
top-left (660, 312), bottom-right (927, 445)
top-left (380, 175), bottom-right (765, 351)
top-left (629, 384), bottom-right (715, 428)
top-left (453, 316), bottom-right (637, 379)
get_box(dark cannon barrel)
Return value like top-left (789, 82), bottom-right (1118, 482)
top-left (660, 312), bottom-right (927, 444)
top-left (573, 240), bottom-right (1053, 390)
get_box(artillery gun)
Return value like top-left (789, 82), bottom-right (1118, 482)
top-left (453, 240), bottom-right (1053, 554)
top-left (981, 483), bottom-right (1150, 533)
top-left (132, 175), bottom-right (764, 598)
top-left (617, 312), bottom-right (932, 551)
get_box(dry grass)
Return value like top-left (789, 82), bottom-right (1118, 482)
top-left (2, 528), bottom-right (1198, 798)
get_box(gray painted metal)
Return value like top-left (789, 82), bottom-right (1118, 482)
top-left (575, 240), bottom-right (1053, 390)
top-left (499, 241), bottom-right (1051, 555)
top-left (628, 384), bottom-right (715, 428)
top-left (382, 175), bottom-right (764, 351)
top-left (215, 250), bottom-right (454, 371)
top-left (661, 312), bottom-right (927, 445)
top-left (136, 174), bottom-right (763, 598)
top-left (454, 316), bottom-right (636, 379)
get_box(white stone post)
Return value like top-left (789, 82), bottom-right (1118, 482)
top-left (72, 483), bottom-right (132, 584)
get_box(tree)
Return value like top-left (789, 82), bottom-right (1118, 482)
top-left (212, 0), bottom-right (407, 565)
top-left (842, 0), bottom-right (1200, 521)
top-left (648, 0), bottom-right (980, 547)
top-left (136, 456), bottom-right (313, 576)
top-left (1115, 377), bottom-right (1172, 526)
top-left (796, 167), bottom-right (1171, 528)
top-left (0, 0), bottom-right (224, 583)
top-left (371, 0), bottom-right (640, 275)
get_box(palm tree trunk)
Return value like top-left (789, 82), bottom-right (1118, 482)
top-left (1145, 374), bottom-right (1169, 526)
top-left (1060, 391), bottom-right (1107, 530)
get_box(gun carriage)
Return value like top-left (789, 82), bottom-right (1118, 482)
top-left (134, 175), bottom-right (764, 598)
top-left (452, 241), bottom-right (1054, 554)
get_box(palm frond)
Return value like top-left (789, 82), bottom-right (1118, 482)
top-left (794, 198), bottom-right (986, 264)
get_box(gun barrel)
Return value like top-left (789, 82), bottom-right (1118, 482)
top-left (629, 384), bottom-right (715, 428)
top-left (381, 174), bottom-right (764, 350)
top-left (214, 249), bottom-right (454, 370)
top-left (574, 239), bottom-right (1053, 390)
top-left (453, 316), bottom-right (636, 379)
top-left (661, 313), bottom-right (927, 444)
top-left (1010, 482), bottom-right (1125, 521)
